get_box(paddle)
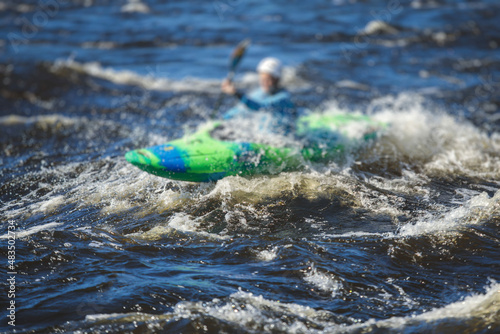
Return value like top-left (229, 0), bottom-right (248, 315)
top-left (212, 38), bottom-right (251, 117)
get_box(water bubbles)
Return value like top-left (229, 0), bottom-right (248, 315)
top-left (303, 264), bottom-right (342, 297)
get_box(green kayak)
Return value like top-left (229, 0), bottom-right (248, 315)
top-left (125, 112), bottom-right (386, 182)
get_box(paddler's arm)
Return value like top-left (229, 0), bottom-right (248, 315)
top-left (221, 79), bottom-right (241, 119)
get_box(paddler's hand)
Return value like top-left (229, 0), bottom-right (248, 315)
top-left (221, 79), bottom-right (237, 95)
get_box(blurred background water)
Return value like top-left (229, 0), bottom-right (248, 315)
top-left (1, 0), bottom-right (499, 333)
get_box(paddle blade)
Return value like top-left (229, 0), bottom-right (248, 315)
top-left (229, 38), bottom-right (251, 72)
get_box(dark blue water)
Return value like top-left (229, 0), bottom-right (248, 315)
top-left (1, 0), bottom-right (499, 333)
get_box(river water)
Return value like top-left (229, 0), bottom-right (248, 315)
top-left (1, 0), bottom-right (499, 333)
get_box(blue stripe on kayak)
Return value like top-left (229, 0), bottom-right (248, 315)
top-left (150, 144), bottom-right (187, 173)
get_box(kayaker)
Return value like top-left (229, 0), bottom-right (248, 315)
top-left (220, 57), bottom-right (295, 131)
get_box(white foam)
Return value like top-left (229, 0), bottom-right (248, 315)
top-left (256, 246), bottom-right (279, 261)
top-left (85, 312), bottom-right (165, 323)
top-left (407, 281), bottom-right (499, 322)
top-left (203, 169), bottom-right (408, 228)
top-left (344, 281), bottom-right (500, 332)
top-left (80, 281), bottom-right (499, 333)
top-left (366, 169), bottom-right (430, 197)
top-left (121, 0), bottom-right (150, 13)
top-left (172, 282), bottom-right (500, 332)
top-left (4, 92), bottom-right (496, 244)
top-left (363, 20), bottom-right (399, 35)
top-left (89, 241), bottom-right (104, 248)
top-left (0, 114), bottom-right (79, 127)
top-left (425, 130), bottom-right (500, 179)
top-left (173, 289), bottom-right (335, 333)
top-left (126, 213), bottom-right (228, 241)
top-left (204, 172), bottom-right (337, 205)
top-left (75, 162), bottom-right (189, 217)
top-left (366, 93), bottom-right (500, 179)
top-left (304, 265), bottom-right (342, 297)
top-left (167, 213), bottom-right (200, 233)
top-left (398, 190), bottom-right (500, 237)
top-left (0, 222), bottom-right (63, 239)
top-left (320, 189), bottom-right (499, 239)
top-left (321, 231), bottom-right (393, 239)
top-left (50, 59), bottom-right (220, 93)
top-left (36, 195), bottom-right (66, 214)
top-left (85, 290), bottom-right (329, 332)
top-left (50, 58), bottom-right (309, 98)
top-left (335, 80), bottom-right (370, 91)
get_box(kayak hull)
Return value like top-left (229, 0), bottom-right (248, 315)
top-left (125, 113), bottom-right (385, 182)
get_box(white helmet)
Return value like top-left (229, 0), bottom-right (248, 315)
top-left (257, 57), bottom-right (282, 79)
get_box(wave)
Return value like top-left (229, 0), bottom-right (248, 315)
top-left (121, 0), bottom-right (150, 14)
top-left (49, 58), bottom-right (220, 93)
top-left (49, 58), bottom-right (309, 94)
top-left (362, 20), bottom-right (400, 35)
top-left (0, 222), bottom-right (63, 239)
top-left (12, 158), bottom-right (495, 243)
top-left (397, 189), bottom-right (500, 237)
top-left (79, 281), bottom-right (499, 333)
top-left (363, 93), bottom-right (500, 180)
top-left (349, 280), bottom-right (500, 333)
top-left (0, 113), bottom-right (79, 128)
top-left (2, 93), bottom-right (498, 243)
top-left (124, 212), bottom-right (229, 241)
top-left (304, 264), bottom-right (342, 297)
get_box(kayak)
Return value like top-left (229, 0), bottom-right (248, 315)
top-left (125, 113), bottom-right (386, 182)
